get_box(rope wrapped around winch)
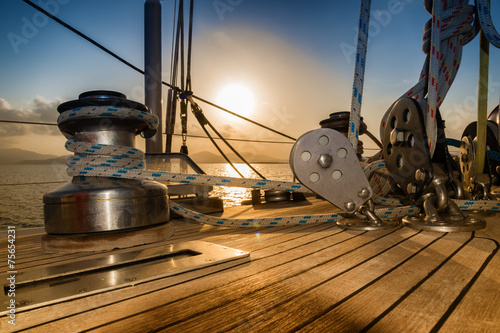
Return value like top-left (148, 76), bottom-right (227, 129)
top-left (57, 106), bottom-right (500, 227)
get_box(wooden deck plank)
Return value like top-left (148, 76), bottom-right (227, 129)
top-left (287, 232), bottom-right (471, 332)
top-left (1, 198), bottom-right (499, 332)
top-left (367, 236), bottom-right (498, 332)
top-left (86, 229), bottom-right (417, 332)
top-left (155, 229), bottom-right (433, 333)
top-left (18, 227), bottom-right (385, 332)
top-left (6, 222), bottom-right (349, 331)
top-left (439, 240), bottom-right (500, 332)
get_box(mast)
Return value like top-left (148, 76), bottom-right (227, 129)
top-left (145, 0), bottom-right (163, 153)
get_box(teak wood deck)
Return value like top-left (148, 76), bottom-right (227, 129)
top-left (1, 198), bottom-right (499, 332)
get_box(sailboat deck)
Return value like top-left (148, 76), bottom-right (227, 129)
top-left (1, 198), bottom-right (499, 332)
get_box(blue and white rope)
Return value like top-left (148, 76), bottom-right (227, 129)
top-left (170, 201), bottom-right (417, 227)
top-left (348, 0), bottom-right (371, 150)
top-left (58, 106), bottom-right (499, 227)
top-left (476, 0), bottom-right (500, 48)
top-left (380, 0), bottom-right (478, 155)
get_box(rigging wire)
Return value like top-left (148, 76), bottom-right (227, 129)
top-left (0, 181), bottom-right (67, 187)
top-left (190, 100), bottom-right (267, 179)
top-left (0, 119), bottom-right (294, 145)
top-left (0, 119), bottom-right (57, 126)
top-left (20, 0), bottom-right (295, 142)
top-left (169, 133), bottom-right (293, 145)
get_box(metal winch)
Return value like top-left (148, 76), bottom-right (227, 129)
top-left (43, 91), bottom-right (171, 238)
top-left (319, 112), bottom-right (366, 159)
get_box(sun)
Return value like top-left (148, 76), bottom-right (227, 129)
top-left (216, 84), bottom-right (256, 118)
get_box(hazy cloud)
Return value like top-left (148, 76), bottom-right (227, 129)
top-left (0, 96), bottom-right (62, 137)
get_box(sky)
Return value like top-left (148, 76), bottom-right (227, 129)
top-left (0, 0), bottom-right (499, 161)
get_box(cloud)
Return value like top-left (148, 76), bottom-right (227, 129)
top-left (0, 96), bottom-right (62, 137)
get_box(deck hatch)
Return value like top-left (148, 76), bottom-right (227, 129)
top-left (0, 240), bottom-right (249, 313)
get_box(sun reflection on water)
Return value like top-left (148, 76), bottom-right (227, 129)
top-left (201, 163), bottom-right (293, 207)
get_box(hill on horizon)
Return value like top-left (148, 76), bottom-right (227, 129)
top-left (188, 151), bottom-right (288, 164)
top-left (0, 148), bottom-right (287, 165)
top-left (0, 148), bottom-right (64, 165)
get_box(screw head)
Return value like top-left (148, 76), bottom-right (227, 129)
top-left (359, 188), bottom-right (370, 198)
top-left (344, 201), bottom-right (356, 211)
top-left (407, 183), bottom-right (417, 194)
top-left (318, 154), bottom-right (332, 168)
top-left (415, 168), bottom-right (427, 182)
top-left (390, 129), bottom-right (406, 146)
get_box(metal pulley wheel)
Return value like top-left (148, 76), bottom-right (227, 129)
top-left (459, 136), bottom-right (477, 195)
top-left (290, 128), bottom-right (399, 231)
top-left (382, 97), bottom-right (433, 200)
top-left (290, 128), bottom-right (372, 213)
top-left (462, 120), bottom-right (500, 185)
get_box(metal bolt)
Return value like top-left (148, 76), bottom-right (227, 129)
top-left (318, 154), bottom-right (332, 168)
top-left (415, 168), bottom-right (427, 182)
top-left (359, 188), bottom-right (370, 198)
top-left (461, 154), bottom-right (469, 163)
top-left (390, 129), bottom-right (406, 146)
top-left (345, 201), bottom-right (356, 211)
top-left (407, 183), bottom-right (417, 194)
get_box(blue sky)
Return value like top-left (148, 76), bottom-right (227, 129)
top-left (0, 0), bottom-right (499, 159)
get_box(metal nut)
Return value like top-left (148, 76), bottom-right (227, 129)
top-left (318, 154), bottom-right (332, 168)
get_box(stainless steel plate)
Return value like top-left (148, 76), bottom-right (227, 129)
top-left (0, 241), bottom-right (249, 313)
top-left (402, 214), bottom-right (486, 232)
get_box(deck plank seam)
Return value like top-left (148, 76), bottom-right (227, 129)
top-left (67, 230), bottom-right (383, 332)
top-left (14, 228), bottom-right (357, 330)
top-left (127, 229), bottom-right (418, 331)
top-left (290, 232), bottom-right (448, 332)
top-left (359, 232), bottom-right (476, 332)
top-left (430, 234), bottom-right (500, 332)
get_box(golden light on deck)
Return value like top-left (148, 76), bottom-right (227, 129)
top-left (216, 84), bottom-right (255, 118)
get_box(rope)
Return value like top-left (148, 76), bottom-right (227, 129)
top-left (380, 0), bottom-right (478, 154)
top-left (58, 106), bottom-right (500, 228)
top-left (476, 0), bottom-right (500, 48)
top-left (348, 0), bottom-right (371, 150)
top-left (447, 137), bottom-right (500, 162)
top-left (170, 201), bottom-right (417, 228)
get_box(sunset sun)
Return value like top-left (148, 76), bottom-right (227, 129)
top-left (216, 84), bottom-right (256, 118)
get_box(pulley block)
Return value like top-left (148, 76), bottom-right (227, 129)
top-left (290, 128), bottom-right (372, 213)
top-left (382, 97), bottom-right (433, 200)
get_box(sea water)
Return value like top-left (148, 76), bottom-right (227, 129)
top-left (0, 163), bottom-right (293, 230)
